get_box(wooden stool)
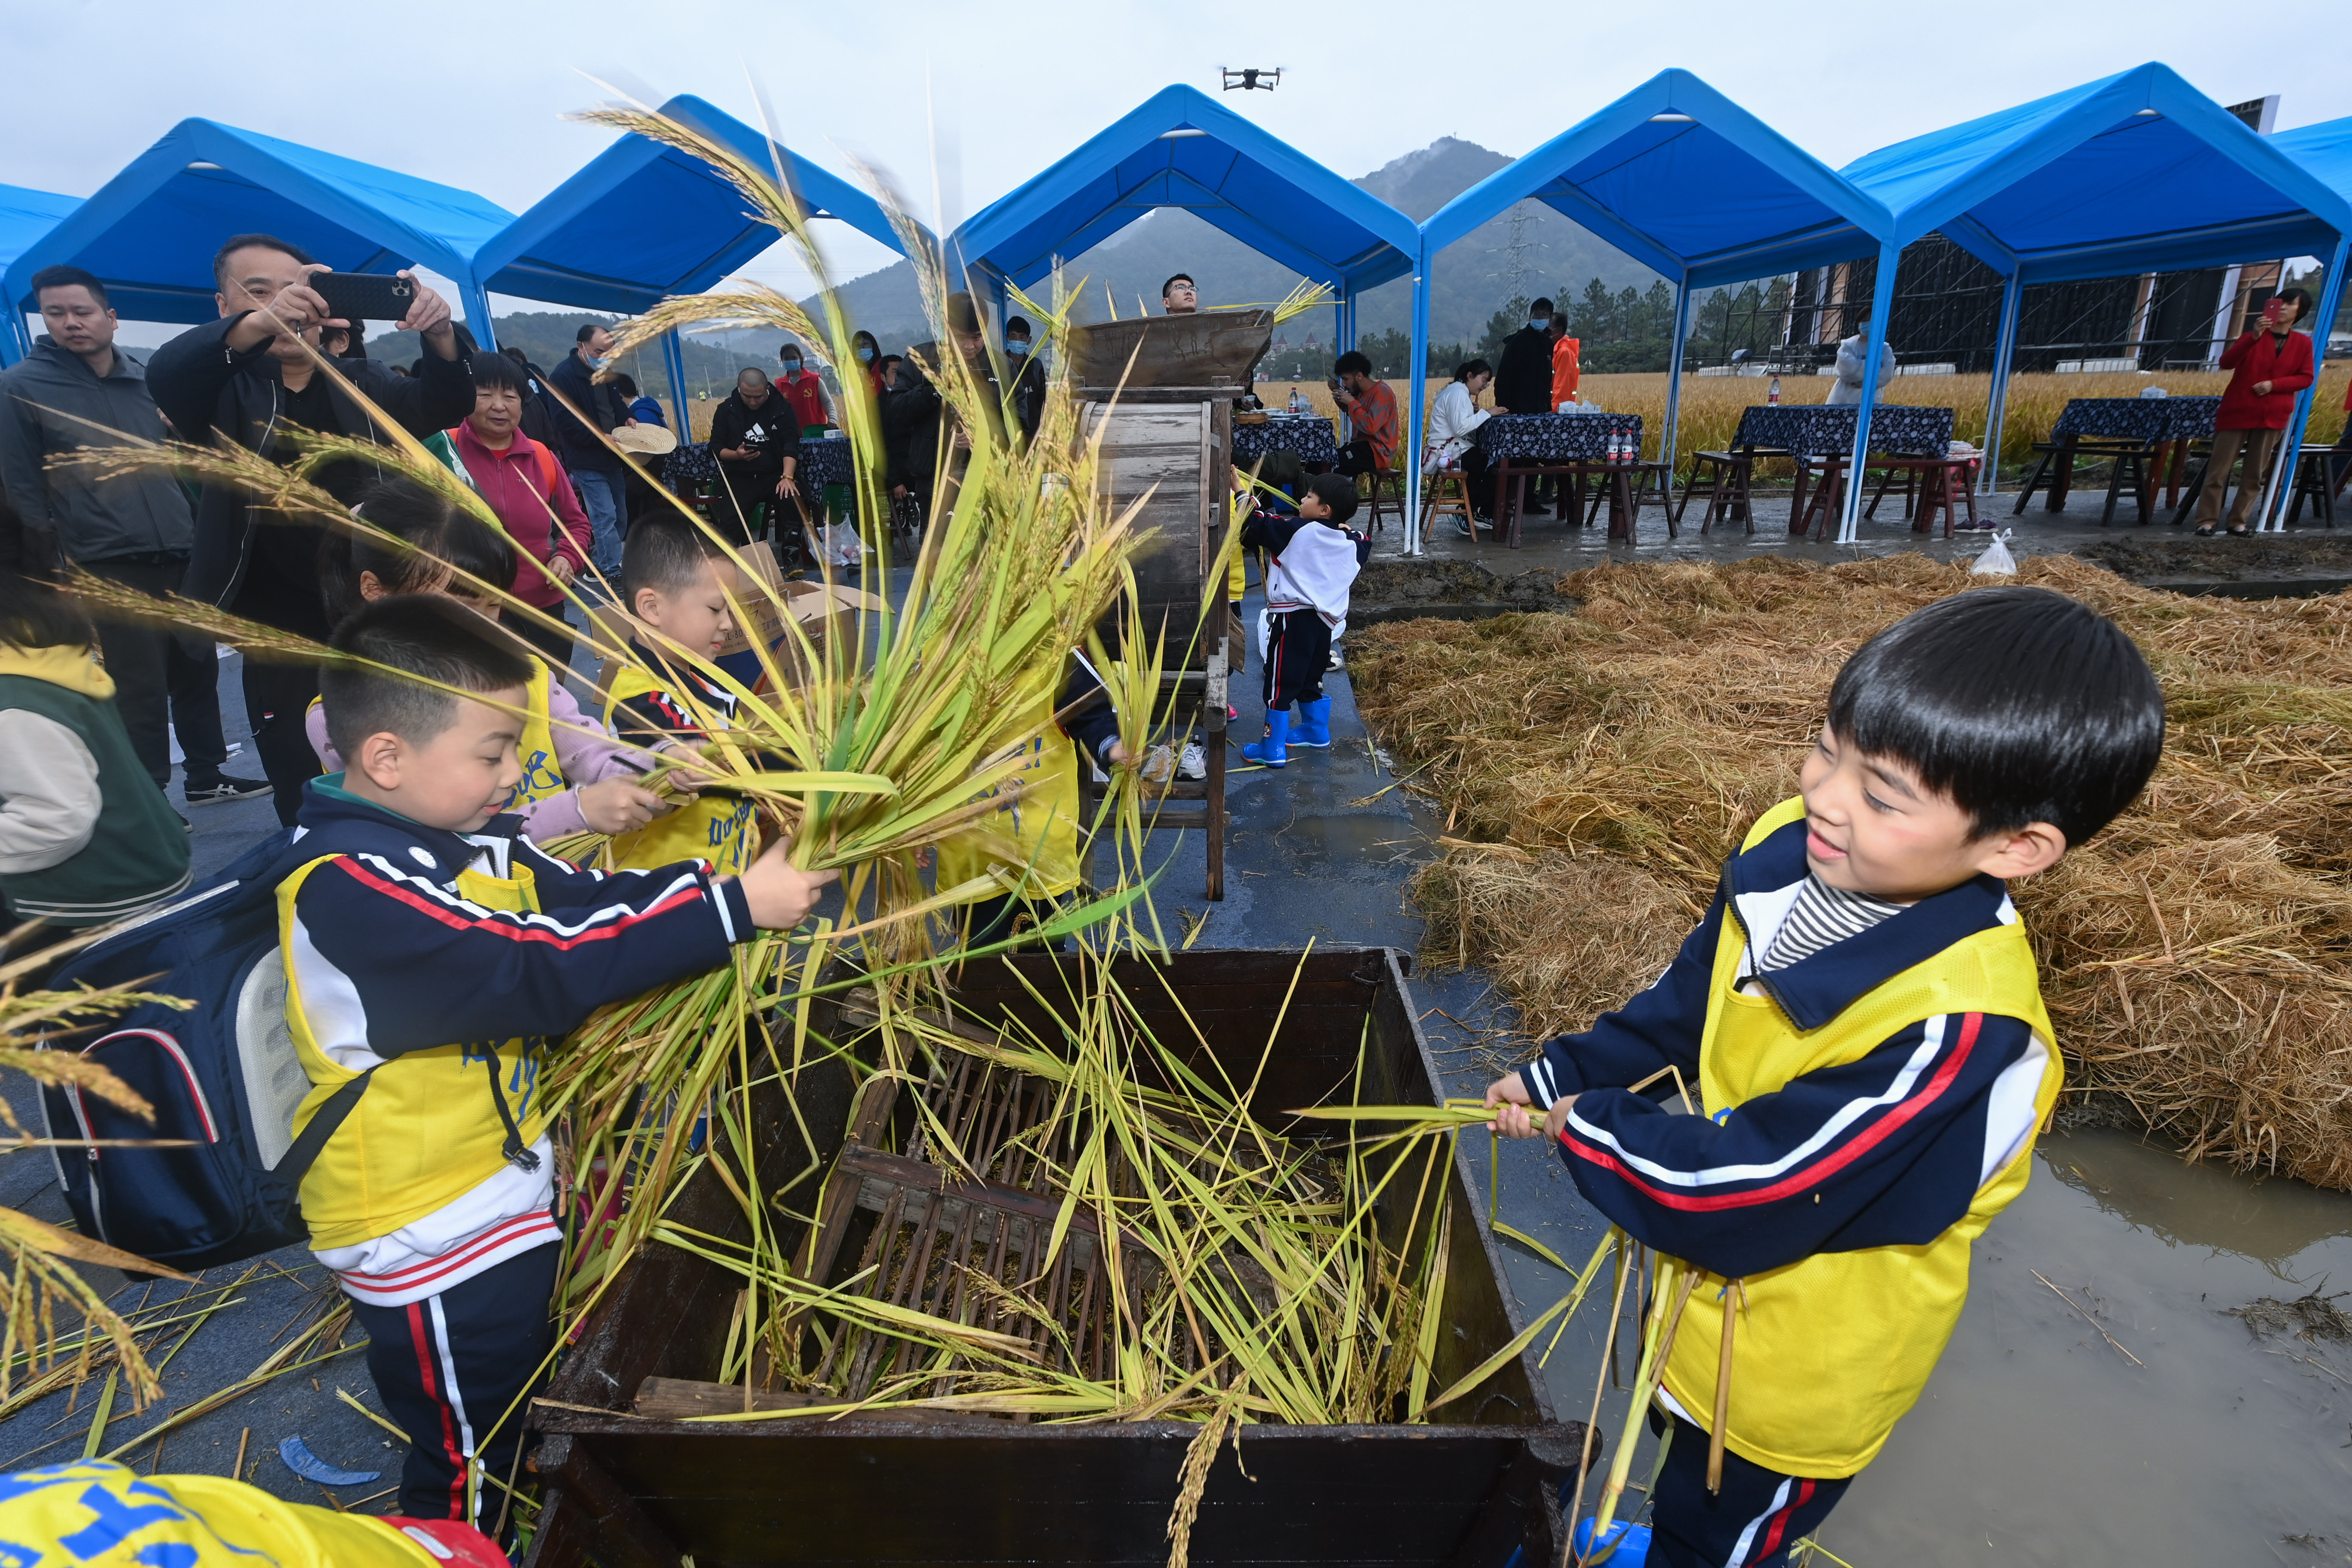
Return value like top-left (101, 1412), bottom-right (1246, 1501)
top-left (2286, 446), bottom-right (2346, 528)
top-left (1795, 456), bottom-right (1850, 539)
top-left (1676, 448), bottom-right (1777, 534)
top-left (1421, 466), bottom-right (1477, 541)
top-left (1358, 466), bottom-right (1408, 533)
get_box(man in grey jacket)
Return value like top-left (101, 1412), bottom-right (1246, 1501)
top-left (0, 266), bottom-right (264, 809)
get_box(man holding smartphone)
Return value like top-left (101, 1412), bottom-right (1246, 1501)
top-left (150, 233), bottom-right (474, 825)
top-left (2195, 288), bottom-right (2316, 536)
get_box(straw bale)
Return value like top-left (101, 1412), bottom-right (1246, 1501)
top-left (1352, 554), bottom-right (2352, 1191)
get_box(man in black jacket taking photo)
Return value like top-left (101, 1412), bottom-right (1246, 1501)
top-left (149, 232), bottom-right (474, 825)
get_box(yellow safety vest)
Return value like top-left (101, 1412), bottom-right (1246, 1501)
top-left (1655, 796), bottom-right (2060, 1479)
top-left (0, 1461), bottom-right (445, 1568)
top-left (934, 666), bottom-right (1083, 902)
top-left (278, 854), bottom-right (547, 1249)
top-left (507, 658), bottom-right (565, 811)
top-left (602, 662), bottom-right (756, 876)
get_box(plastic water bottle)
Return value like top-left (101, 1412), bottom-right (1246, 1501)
top-left (1768, 375), bottom-right (1782, 405)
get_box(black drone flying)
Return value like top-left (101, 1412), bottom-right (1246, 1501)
top-left (1221, 67), bottom-right (1282, 92)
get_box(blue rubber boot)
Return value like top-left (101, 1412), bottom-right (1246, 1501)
top-left (1243, 709), bottom-right (1290, 768)
top-left (1290, 697), bottom-right (1333, 748)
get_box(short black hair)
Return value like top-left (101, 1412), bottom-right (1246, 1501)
top-left (324, 475), bottom-right (517, 625)
top-left (212, 234), bottom-right (314, 289)
top-left (0, 566), bottom-right (95, 650)
top-left (621, 512), bottom-right (719, 601)
top-left (575, 322), bottom-right (608, 344)
top-left (1161, 273), bottom-right (1194, 298)
top-left (1826, 586), bottom-right (2163, 847)
top-left (30, 265), bottom-right (108, 309)
top-left (1529, 298), bottom-right (1553, 315)
top-left (779, 341), bottom-right (805, 361)
top-left (2273, 287), bottom-right (2313, 323)
top-left (321, 595), bottom-right (532, 759)
top-left (469, 349), bottom-right (526, 394)
top-left (1453, 358), bottom-right (1493, 383)
top-left (876, 353), bottom-right (903, 380)
top-left (1334, 350), bottom-right (1371, 377)
top-left (1303, 473), bottom-right (1359, 527)
top-left (1006, 316), bottom-right (1031, 338)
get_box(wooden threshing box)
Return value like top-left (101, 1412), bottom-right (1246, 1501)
top-left (524, 949), bottom-right (1591, 1568)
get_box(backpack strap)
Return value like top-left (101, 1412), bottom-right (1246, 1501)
top-left (275, 1065), bottom-right (377, 1187)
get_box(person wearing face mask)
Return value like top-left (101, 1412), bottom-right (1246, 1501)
top-left (776, 342), bottom-right (846, 529)
top-left (1005, 316), bottom-right (1045, 442)
top-left (851, 331), bottom-right (885, 398)
top-left (548, 322), bottom-right (639, 583)
top-left (1492, 299), bottom-right (1546, 513)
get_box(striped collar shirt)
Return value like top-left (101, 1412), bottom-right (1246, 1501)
top-left (1758, 873), bottom-right (1907, 972)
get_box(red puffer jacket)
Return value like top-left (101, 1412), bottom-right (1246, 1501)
top-left (2215, 329), bottom-right (2316, 431)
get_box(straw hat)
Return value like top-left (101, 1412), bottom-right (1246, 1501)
top-left (613, 423), bottom-right (678, 456)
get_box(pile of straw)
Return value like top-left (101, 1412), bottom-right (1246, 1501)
top-left (1351, 553), bottom-right (2352, 1192)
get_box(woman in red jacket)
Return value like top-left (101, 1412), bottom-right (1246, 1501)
top-left (2196, 288), bottom-right (2316, 536)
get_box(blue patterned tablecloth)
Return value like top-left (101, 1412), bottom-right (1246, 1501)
top-left (1234, 416), bottom-right (1340, 468)
top-left (1729, 403), bottom-right (1954, 457)
top-left (1476, 410), bottom-right (1643, 462)
top-left (2050, 396), bottom-right (2220, 445)
top-left (663, 432), bottom-right (852, 491)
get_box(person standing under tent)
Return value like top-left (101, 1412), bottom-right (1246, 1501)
top-left (149, 233), bottom-right (473, 827)
top-left (707, 368), bottom-right (803, 553)
top-left (448, 352), bottom-right (592, 671)
top-left (1494, 298), bottom-right (1550, 513)
top-left (778, 341), bottom-right (846, 529)
top-left (1006, 316), bottom-right (1046, 443)
top-left (1550, 315), bottom-right (1582, 410)
top-left (548, 323), bottom-right (637, 582)
top-left (2195, 288), bottom-right (2316, 538)
top-left (0, 265), bottom-right (266, 812)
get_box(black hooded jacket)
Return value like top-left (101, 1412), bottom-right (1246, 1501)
top-left (705, 388), bottom-right (800, 483)
top-left (149, 314), bottom-right (474, 638)
top-left (1493, 323), bottom-right (1553, 418)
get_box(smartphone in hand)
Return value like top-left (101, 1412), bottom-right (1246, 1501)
top-left (310, 272), bottom-right (417, 322)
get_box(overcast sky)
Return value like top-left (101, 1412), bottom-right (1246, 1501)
top-left (6, 0), bottom-right (2344, 327)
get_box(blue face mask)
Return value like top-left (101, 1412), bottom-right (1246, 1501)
top-left (1528, 318), bottom-right (1549, 332)
top-left (1006, 339), bottom-right (1030, 357)
top-left (855, 346), bottom-right (875, 363)
top-left (781, 358), bottom-right (802, 374)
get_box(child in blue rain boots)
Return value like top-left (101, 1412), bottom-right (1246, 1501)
top-left (1240, 474), bottom-right (1367, 767)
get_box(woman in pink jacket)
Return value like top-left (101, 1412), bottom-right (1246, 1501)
top-left (2197, 288), bottom-right (2316, 536)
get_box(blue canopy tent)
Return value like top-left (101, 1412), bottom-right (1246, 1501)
top-left (1417, 70), bottom-right (1896, 552)
top-left (2270, 115), bottom-right (2352, 517)
top-left (3, 119), bottom-right (514, 365)
top-left (1841, 63), bottom-right (2352, 536)
top-left (0, 184), bottom-right (82, 365)
top-left (951, 84), bottom-right (1416, 436)
top-left (471, 94), bottom-right (918, 425)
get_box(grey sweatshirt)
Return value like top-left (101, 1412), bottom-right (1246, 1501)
top-left (0, 337), bottom-right (194, 563)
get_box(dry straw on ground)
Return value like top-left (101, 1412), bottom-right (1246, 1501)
top-left (1350, 554), bottom-right (2352, 1192)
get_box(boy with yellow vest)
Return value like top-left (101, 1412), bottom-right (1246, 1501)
top-left (285, 596), bottom-right (834, 1524)
top-left (604, 515), bottom-right (760, 875)
top-left (1486, 588), bottom-right (2164, 1567)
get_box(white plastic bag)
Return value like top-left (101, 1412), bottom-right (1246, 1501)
top-left (814, 523), bottom-right (863, 570)
top-left (1971, 528), bottom-right (2018, 577)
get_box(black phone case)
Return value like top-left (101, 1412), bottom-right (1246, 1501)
top-left (311, 272), bottom-right (416, 322)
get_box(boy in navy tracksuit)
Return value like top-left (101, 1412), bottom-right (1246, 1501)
top-left (1483, 589), bottom-right (2164, 1567)
top-left (1239, 474), bottom-right (1367, 768)
top-left (284, 596), bottom-right (834, 1525)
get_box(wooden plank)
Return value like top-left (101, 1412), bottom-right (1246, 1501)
top-left (632, 1377), bottom-right (1007, 1428)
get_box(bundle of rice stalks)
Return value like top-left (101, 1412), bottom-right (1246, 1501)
top-left (1350, 553), bottom-right (2352, 1191)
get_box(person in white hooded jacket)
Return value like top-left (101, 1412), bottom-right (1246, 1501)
top-left (1426, 359), bottom-right (1500, 530)
top-left (1826, 325), bottom-right (1895, 406)
top-left (1238, 475), bottom-right (1367, 767)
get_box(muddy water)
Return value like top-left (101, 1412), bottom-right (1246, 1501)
top-left (1449, 1090), bottom-right (2352, 1564)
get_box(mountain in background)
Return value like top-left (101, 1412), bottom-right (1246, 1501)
top-left (798, 136), bottom-right (1660, 361)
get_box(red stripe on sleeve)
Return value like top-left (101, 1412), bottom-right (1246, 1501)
top-left (327, 857), bottom-right (705, 949)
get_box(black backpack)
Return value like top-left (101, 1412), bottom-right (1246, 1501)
top-left (38, 832), bottom-right (374, 1270)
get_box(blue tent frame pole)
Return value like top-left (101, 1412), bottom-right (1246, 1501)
top-left (1338, 290), bottom-right (1356, 357)
top-left (1662, 275), bottom-right (1691, 476)
top-left (459, 283), bottom-right (499, 353)
top-left (2258, 233), bottom-right (2348, 533)
top-left (1, 308), bottom-right (28, 366)
top-left (661, 329), bottom-right (691, 433)
top-left (1980, 270), bottom-right (2024, 496)
top-left (1406, 238), bottom-right (1431, 556)
top-left (1839, 243), bottom-right (1902, 544)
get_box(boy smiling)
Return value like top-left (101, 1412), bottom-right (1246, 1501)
top-left (1486, 587), bottom-right (2164, 1567)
